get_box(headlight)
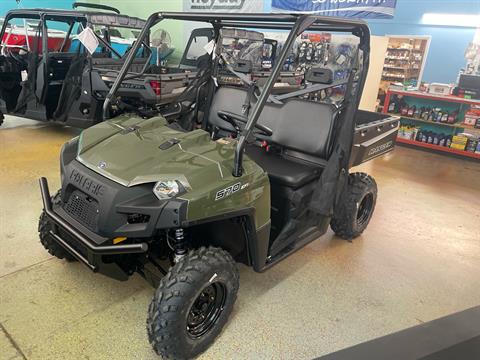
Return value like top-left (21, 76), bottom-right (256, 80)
top-left (153, 180), bottom-right (185, 200)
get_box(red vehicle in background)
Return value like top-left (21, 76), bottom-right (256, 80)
top-left (1, 22), bottom-right (69, 52)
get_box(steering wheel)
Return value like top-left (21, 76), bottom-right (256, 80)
top-left (2, 44), bottom-right (30, 54)
top-left (1, 45), bottom-right (27, 60)
top-left (217, 110), bottom-right (273, 137)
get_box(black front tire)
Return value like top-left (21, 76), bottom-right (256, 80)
top-left (38, 192), bottom-right (76, 261)
top-left (331, 172), bottom-right (377, 240)
top-left (147, 246), bottom-right (239, 360)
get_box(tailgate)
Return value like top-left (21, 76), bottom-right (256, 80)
top-left (96, 71), bottom-right (196, 105)
top-left (349, 110), bottom-right (400, 167)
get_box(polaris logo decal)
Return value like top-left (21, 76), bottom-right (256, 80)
top-left (190, 0), bottom-right (246, 10)
top-left (70, 169), bottom-right (105, 197)
top-left (215, 182), bottom-right (248, 201)
top-left (367, 141), bottom-right (393, 156)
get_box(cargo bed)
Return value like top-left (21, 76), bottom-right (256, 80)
top-left (350, 110), bottom-right (400, 167)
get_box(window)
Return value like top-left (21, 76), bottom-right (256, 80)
top-left (44, 20), bottom-right (74, 52)
top-left (185, 35), bottom-right (210, 61)
top-left (1, 16), bottom-right (42, 53)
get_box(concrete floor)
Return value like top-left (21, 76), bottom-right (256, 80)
top-left (1, 115), bottom-right (480, 360)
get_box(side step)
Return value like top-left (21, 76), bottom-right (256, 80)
top-left (261, 226), bottom-right (322, 271)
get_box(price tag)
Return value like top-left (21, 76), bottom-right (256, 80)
top-left (77, 27), bottom-right (99, 55)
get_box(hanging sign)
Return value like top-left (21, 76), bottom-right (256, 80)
top-left (184, 0), bottom-right (264, 12)
top-left (272, 0), bottom-right (397, 19)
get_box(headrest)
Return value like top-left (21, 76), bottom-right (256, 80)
top-left (220, 28), bottom-right (264, 42)
top-left (305, 67), bottom-right (333, 84)
top-left (233, 59), bottom-right (252, 74)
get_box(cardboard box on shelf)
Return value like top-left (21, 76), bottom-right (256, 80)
top-left (428, 83), bottom-right (453, 96)
top-left (450, 135), bottom-right (469, 151)
top-left (464, 108), bottom-right (480, 127)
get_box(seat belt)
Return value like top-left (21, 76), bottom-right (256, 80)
top-left (272, 78), bottom-right (349, 102)
top-left (242, 82), bottom-right (258, 116)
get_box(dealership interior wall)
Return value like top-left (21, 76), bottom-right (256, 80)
top-left (1, 1), bottom-right (480, 359)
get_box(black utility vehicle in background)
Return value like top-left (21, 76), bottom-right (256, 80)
top-left (0, 3), bottom-right (146, 127)
top-left (0, 4), bottom-right (300, 128)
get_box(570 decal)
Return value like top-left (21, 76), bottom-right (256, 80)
top-left (215, 182), bottom-right (248, 201)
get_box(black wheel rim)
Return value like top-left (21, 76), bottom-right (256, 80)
top-left (186, 282), bottom-right (227, 338)
top-left (357, 193), bottom-right (374, 227)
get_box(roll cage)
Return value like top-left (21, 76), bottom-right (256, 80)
top-left (103, 12), bottom-right (370, 181)
top-left (1, 8), bottom-right (145, 29)
top-left (0, 8), bottom-right (147, 56)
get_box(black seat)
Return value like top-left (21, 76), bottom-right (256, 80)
top-left (208, 86), bottom-right (337, 188)
top-left (209, 86), bottom-right (337, 156)
top-left (246, 145), bottom-right (322, 189)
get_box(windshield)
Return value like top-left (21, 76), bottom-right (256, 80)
top-left (106, 18), bottom-right (361, 105)
top-left (89, 24), bottom-right (146, 58)
top-left (104, 14), bottom-right (367, 116)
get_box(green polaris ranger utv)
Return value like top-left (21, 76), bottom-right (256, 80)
top-left (38, 12), bottom-right (399, 359)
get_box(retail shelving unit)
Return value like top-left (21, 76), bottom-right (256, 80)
top-left (383, 89), bottom-right (480, 160)
top-left (381, 36), bottom-right (431, 88)
top-left (395, 138), bottom-right (480, 159)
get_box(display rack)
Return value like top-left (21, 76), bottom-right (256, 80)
top-left (383, 89), bottom-right (480, 160)
top-left (396, 138), bottom-right (480, 160)
top-left (381, 36), bottom-right (430, 88)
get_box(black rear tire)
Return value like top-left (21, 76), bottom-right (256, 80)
top-left (147, 246), bottom-right (239, 360)
top-left (331, 172), bottom-right (377, 240)
top-left (38, 192), bottom-right (76, 261)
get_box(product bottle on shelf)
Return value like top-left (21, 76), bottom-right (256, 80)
top-left (439, 133), bottom-right (446, 146)
top-left (388, 98), bottom-right (397, 113)
top-left (422, 108), bottom-right (430, 121)
top-left (445, 135), bottom-right (452, 147)
top-left (416, 129), bottom-right (423, 142)
top-left (407, 105), bottom-right (415, 117)
top-left (440, 112), bottom-right (449, 123)
top-left (427, 132), bottom-right (434, 144)
top-left (466, 138), bottom-right (478, 153)
top-left (414, 107), bottom-right (421, 118)
top-left (427, 111), bottom-right (435, 122)
top-left (412, 127), bottom-right (419, 140)
top-left (447, 111), bottom-right (457, 124)
top-left (421, 131), bottom-right (428, 143)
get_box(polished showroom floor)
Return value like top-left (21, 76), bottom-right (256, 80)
top-left (1, 116), bottom-right (480, 360)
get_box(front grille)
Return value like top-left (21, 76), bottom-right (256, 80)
top-left (64, 190), bottom-right (100, 231)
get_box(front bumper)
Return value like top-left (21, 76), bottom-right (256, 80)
top-left (39, 177), bottom-right (148, 280)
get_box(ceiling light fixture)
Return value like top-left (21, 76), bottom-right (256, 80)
top-left (421, 13), bottom-right (480, 28)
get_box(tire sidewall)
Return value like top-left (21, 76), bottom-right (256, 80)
top-left (331, 172), bottom-right (378, 239)
top-left (350, 186), bottom-right (376, 234)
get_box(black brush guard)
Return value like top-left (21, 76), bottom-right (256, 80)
top-left (39, 177), bottom-right (148, 280)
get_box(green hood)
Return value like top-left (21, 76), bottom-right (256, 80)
top-left (77, 115), bottom-right (243, 190)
